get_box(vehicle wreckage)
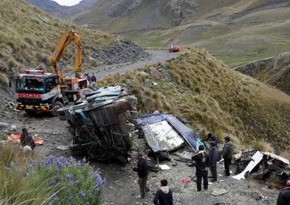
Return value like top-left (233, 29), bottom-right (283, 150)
top-left (57, 85), bottom-right (138, 163)
top-left (136, 113), bottom-right (205, 161)
top-left (232, 150), bottom-right (290, 184)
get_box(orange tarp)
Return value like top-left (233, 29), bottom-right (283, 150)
top-left (8, 134), bottom-right (44, 145)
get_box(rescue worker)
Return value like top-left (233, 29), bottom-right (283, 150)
top-left (133, 153), bottom-right (150, 198)
top-left (153, 179), bottom-right (173, 205)
top-left (91, 74), bottom-right (96, 83)
top-left (222, 136), bottom-right (234, 176)
top-left (192, 145), bottom-right (209, 191)
top-left (277, 180), bottom-right (290, 205)
top-left (202, 132), bottom-right (218, 147)
top-left (209, 141), bottom-right (219, 182)
top-left (20, 128), bottom-right (36, 151)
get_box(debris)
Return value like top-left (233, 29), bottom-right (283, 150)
top-left (211, 188), bottom-right (229, 196)
top-left (56, 145), bottom-right (68, 150)
top-left (232, 150), bottom-right (290, 182)
top-left (137, 113), bottom-right (204, 154)
top-left (232, 151), bottom-right (264, 180)
top-left (8, 133), bottom-right (43, 145)
top-left (159, 164), bottom-right (170, 170)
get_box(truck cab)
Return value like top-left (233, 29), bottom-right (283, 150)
top-left (15, 70), bottom-right (64, 115)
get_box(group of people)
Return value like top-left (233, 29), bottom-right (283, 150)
top-left (84, 73), bottom-right (96, 83)
top-left (132, 132), bottom-right (234, 204)
top-left (133, 153), bottom-right (173, 205)
top-left (192, 133), bottom-right (234, 192)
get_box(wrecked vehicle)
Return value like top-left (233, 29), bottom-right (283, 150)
top-left (57, 85), bottom-right (138, 163)
top-left (137, 113), bottom-right (205, 161)
top-left (232, 150), bottom-right (290, 182)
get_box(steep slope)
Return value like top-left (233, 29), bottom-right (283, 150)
top-left (235, 52), bottom-right (290, 95)
top-left (98, 49), bottom-right (290, 153)
top-left (0, 0), bottom-right (118, 87)
top-left (32, 0), bottom-right (290, 66)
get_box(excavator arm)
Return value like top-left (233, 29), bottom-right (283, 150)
top-left (50, 30), bottom-right (82, 85)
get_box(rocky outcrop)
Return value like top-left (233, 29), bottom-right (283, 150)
top-left (106, 0), bottom-right (143, 17)
top-left (165, 0), bottom-right (198, 26)
top-left (235, 52), bottom-right (290, 95)
top-left (92, 40), bottom-right (151, 65)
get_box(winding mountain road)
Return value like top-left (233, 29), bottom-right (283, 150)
top-left (90, 50), bottom-right (179, 79)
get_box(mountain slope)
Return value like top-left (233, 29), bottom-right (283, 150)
top-left (26, 0), bottom-right (65, 16)
top-left (0, 0), bottom-right (117, 86)
top-left (235, 52), bottom-right (290, 95)
top-left (32, 0), bottom-right (290, 66)
top-left (98, 49), bottom-right (290, 153)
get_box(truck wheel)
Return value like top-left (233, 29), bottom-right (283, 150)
top-left (50, 101), bottom-right (64, 117)
top-left (80, 88), bottom-right (93, 99)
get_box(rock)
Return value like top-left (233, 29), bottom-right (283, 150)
top-left (0, 122), bottom-right (8, 129)
top-left (10, 125), bottom-right (17, 131)
top-left (151, 69), bottom-right (162, 80)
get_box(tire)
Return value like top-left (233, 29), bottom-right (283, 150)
top-left (50, 101), bottom-right (64, 117)
top-left (79, 88), bottom-right (93, 99)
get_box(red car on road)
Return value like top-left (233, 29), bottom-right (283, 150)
top-left (169, 45), bottom-right (180, 52)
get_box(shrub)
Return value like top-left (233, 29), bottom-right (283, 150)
top-left (0, 144), bottom-right (105, 205)
top-left (251, 140), bottom-right (274, 153)
top-left (0, 73), bottom-right (9, 86)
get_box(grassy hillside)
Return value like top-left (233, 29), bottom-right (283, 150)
top-left (98, 49), bottom-right (290, 153)
top-left (235, 52), bottom-right (290, 95)
top-left (0, 0), bottom-right (117, 86)
top-left (60, 0), bottom-right (290, 66)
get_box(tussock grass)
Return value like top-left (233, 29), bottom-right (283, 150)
top-left (98, 49), bottom-right (290, 153)
top-left (0, 0), bottom-right (117, 87)
top-left (0, 73), bottom-right (9, 86)
top-left (251, 140), bottom-right (274, 153)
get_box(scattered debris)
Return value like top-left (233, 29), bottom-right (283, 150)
top-left (212, 188), bottom-right (229, 196)
top-left (159, 164), bottom-right (170, 170)
top-left (232, 150), bottom-right (290, 183)
top-left (8, 133), bottom-right (43, 145)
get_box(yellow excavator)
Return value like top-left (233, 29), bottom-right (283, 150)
top-left (15, 31), bottom-right (91, 116)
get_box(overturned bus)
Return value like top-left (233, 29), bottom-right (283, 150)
top-left (57, 85), bottom-right (138, 163)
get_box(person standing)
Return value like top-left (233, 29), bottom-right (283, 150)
top-left (153, 179), bottom-right (173, 205)
top-left (202, 132), bottom-right (218, 147)
top-left (91, 74), bottom-right (96, 83)
top-left (133, 153), bottom-right (150, 198)
top-left (209, 141), bottom-right (219, 182)
top-left (222, 136), bottom-right (234, 176)
top-left (192, 145), bottom-right (209, 191)
top-left (277, 180), bottom-right (290, 205)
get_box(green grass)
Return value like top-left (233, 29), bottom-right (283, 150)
top-left (98, 49), bottom-right (290, 154)
top-left (0, 0), bottom-right (118, 87)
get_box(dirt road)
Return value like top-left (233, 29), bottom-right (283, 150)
top-left (89, 50), bottom-right (178, 80)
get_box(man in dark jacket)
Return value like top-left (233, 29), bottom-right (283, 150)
top-left (277, 180), bottom-right (290, 205)
top-left (20, 128), bottom-right (36, 150)
top-left (192, 145), bottom-right (210, 191)
top-left (209, 141), bottom-right (219, 182)
top-left (202, 133), bottom-right (218, 147)
top-left (153, 179), bottom-right (173, 205)
top-left (133, 153), bottom-right (150, 198)
top-left (222, 136), bottom-right (234, 176)
top-left (91, 74), bottom-right (96, 83)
